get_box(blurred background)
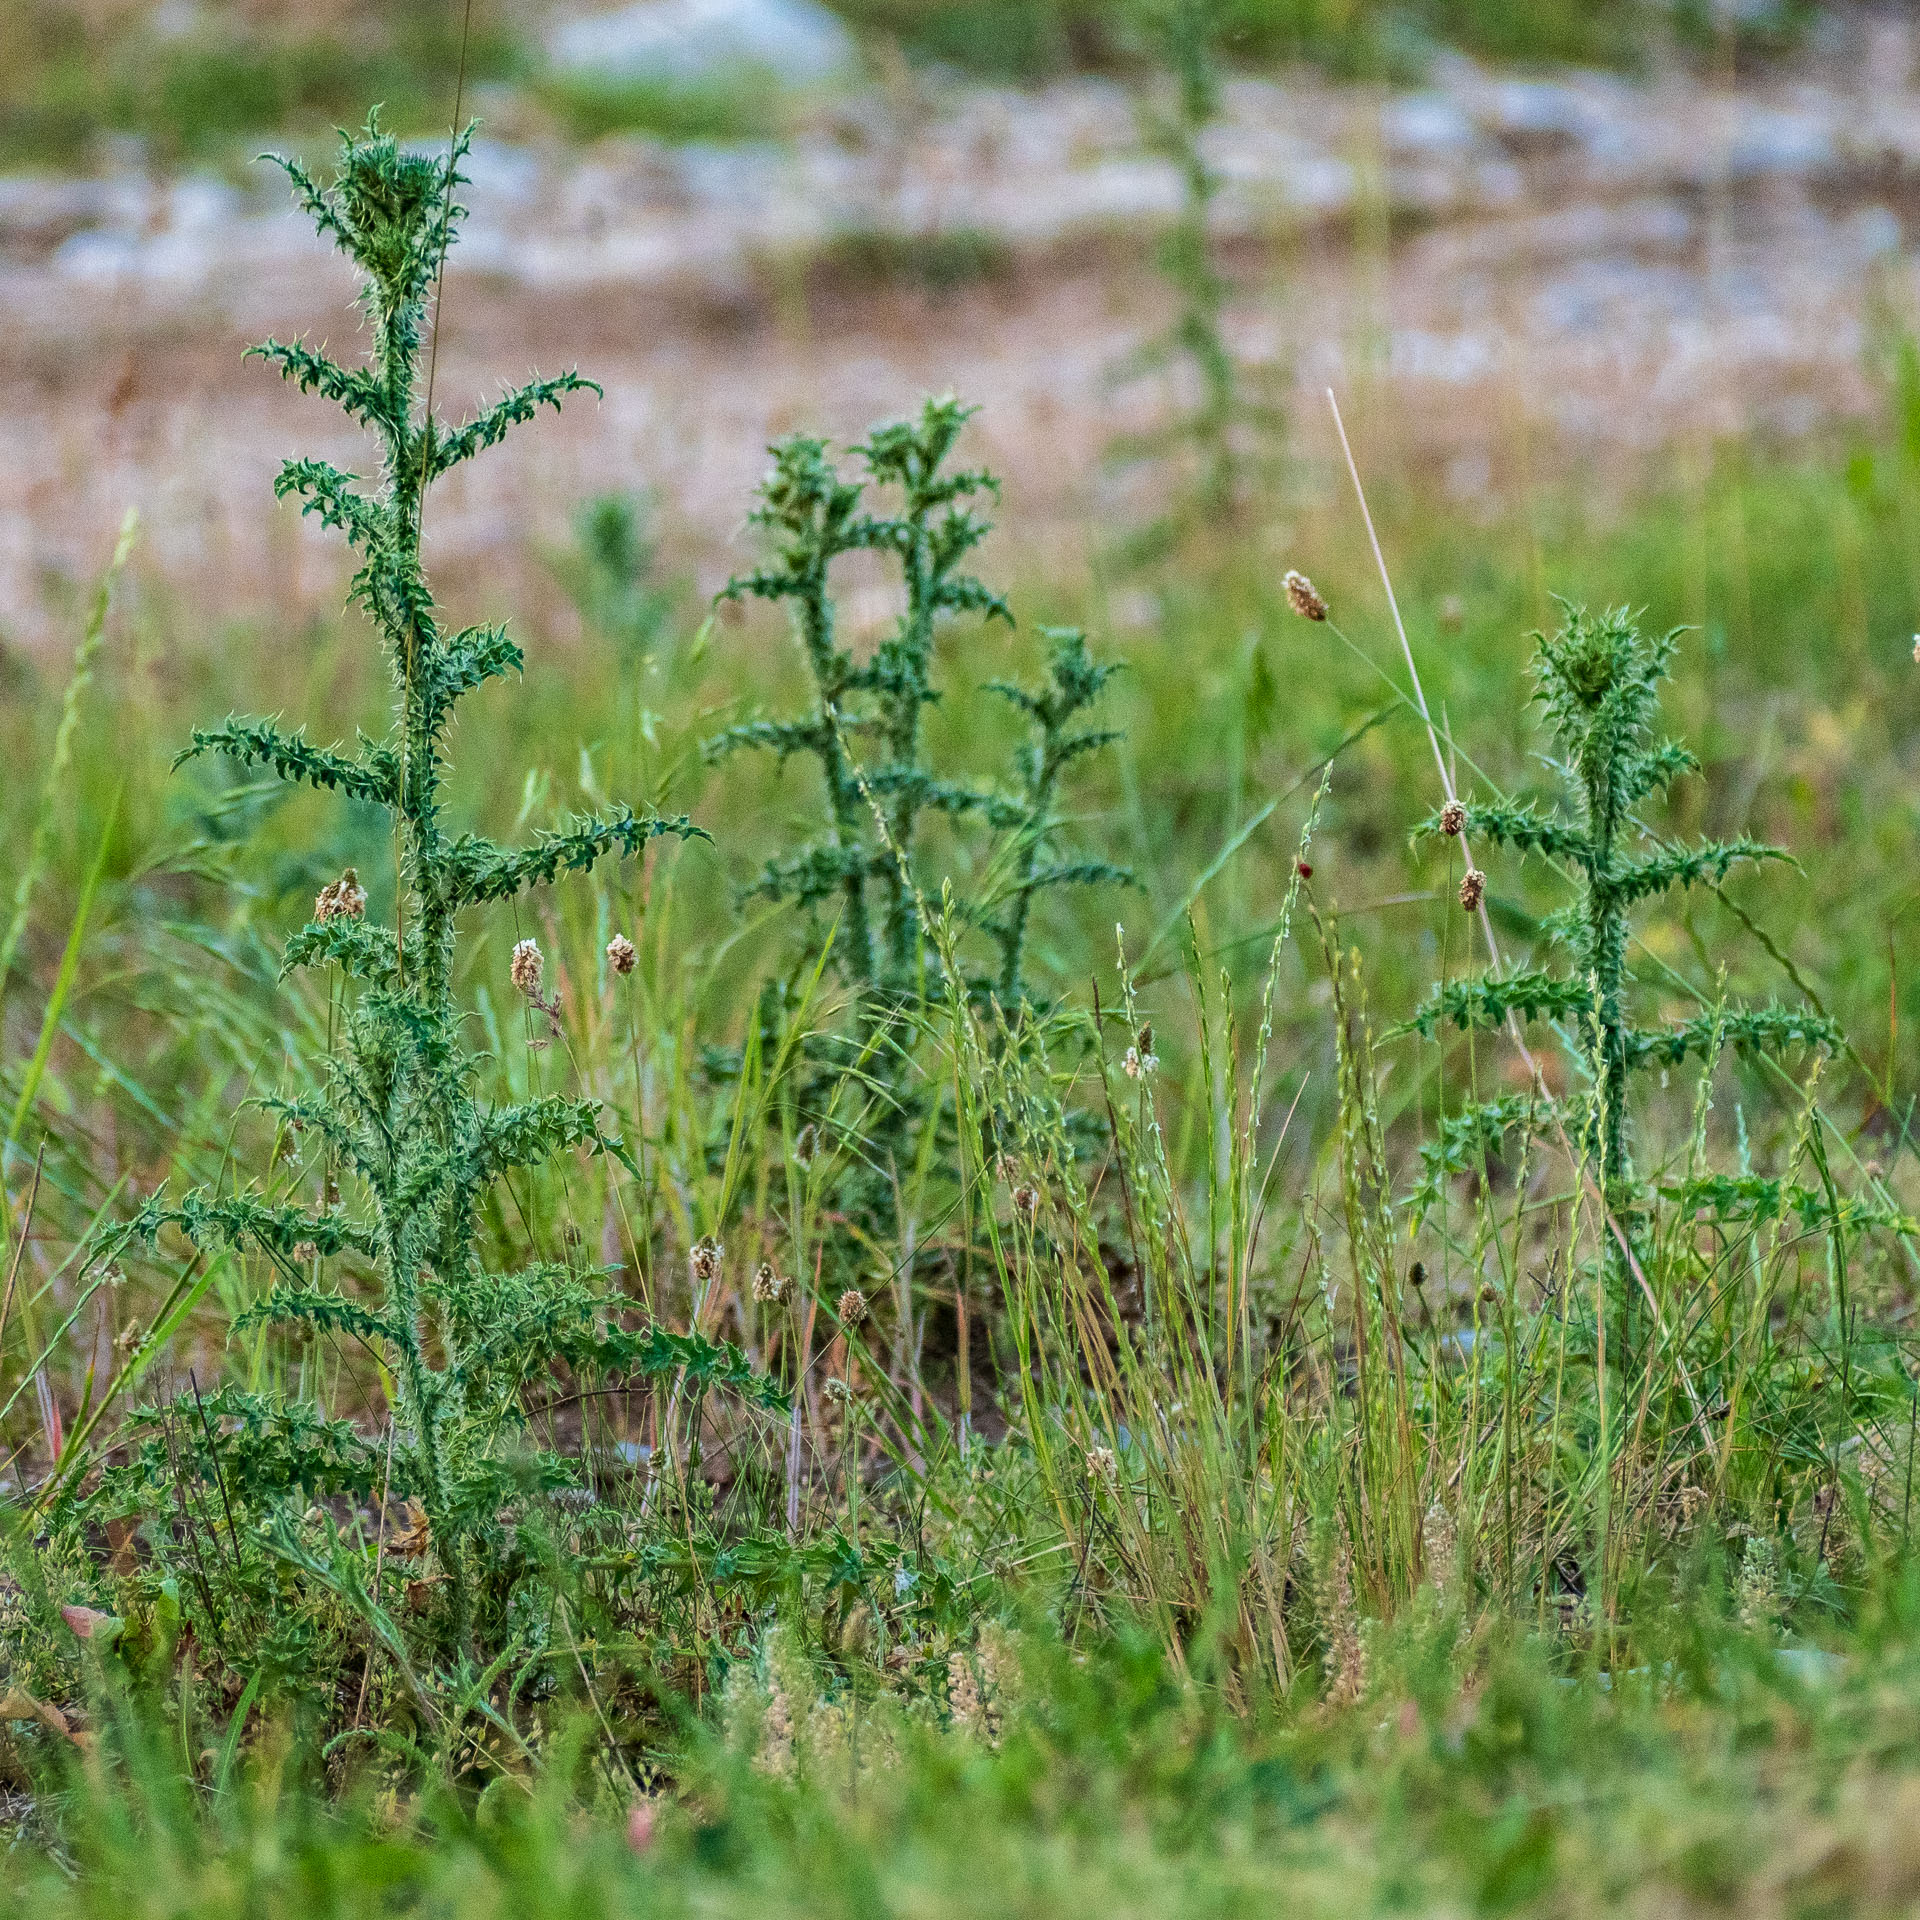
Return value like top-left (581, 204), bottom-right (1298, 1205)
top-left (0, 0), bottom-right (1903, 638)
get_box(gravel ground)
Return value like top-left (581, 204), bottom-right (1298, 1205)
top-left (4, 18), bottom-right (1920, 646)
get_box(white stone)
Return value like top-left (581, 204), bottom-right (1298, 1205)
top-left (1383, 93), bottom-right (1480, 159)
top-left (547, 0), bottom-right (858, 88)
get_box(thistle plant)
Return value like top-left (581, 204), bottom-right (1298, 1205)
top-left (708, 396), bottom-right (1128, 1010)
top-left (983, 628), bottom-right (1132, 1005)
top-left (559, 490), bottom-right (677, 676)
top-left (1407, 605), bottom-right (1839, 1247)
top-left (85, 118), bottom-right (780, 1641)
top-left (1108, 0), bottom-right (1279, 559)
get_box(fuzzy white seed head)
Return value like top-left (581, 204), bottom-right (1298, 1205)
top-left (510, 938), bottom-right (544, 999)
top-left (1123, 1023), bottom-right (1158, 1079)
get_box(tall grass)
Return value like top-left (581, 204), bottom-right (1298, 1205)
top-left (0, 108), bottom-right (1916, 1912)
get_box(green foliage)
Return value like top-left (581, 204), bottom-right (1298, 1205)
top-left (823, 0), bottom-right (1678, 82)
top-left (535, 70), bottom-right (786, 145)
top-left (0, 65), bottom-right (1908, 1913)
top-left (0, 3), bottom-right (520, 167)
top-left (709, 395), bottom-right (1130, 1005)
top-left (557, 494), bottom-right (679, 674)
top-left (67, 117), bottom-right (769, 1668)
top-left (1408, 603), bottom-right (1839, 1230)
top-left (1107, 0), bottom-right (1283, 561)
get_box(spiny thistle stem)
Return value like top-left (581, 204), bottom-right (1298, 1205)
top-left (122, 116), bottom-right (711, 1644)
top-left (712, 403), bottom-right (1132, 1013)
top-left (1106, 0), bottom-right (1280, 560)
top-left (860, 399), bottom-right (1006, 983)
top-left (1406, 602), bottom-right (1839, 1356)
top-left (986, 629), bottom-right (1129, 1005)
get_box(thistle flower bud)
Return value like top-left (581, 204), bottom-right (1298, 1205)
top-left (510, 938), bottom-right (544, 999)
top-left (1284, 569), bottom-right (1328, 622)
top-left (1458, 868), bottom-right (1486, 912)
top-left (606, 933), bottom-right (637, 976)
top-left (837, 1287), bottom-right (867, 1328)
top-left (753, 1262), bottom-right (787, 1304)
top-left (315, 867), bottom-right (367, 923)
top-left (689, 1235), bottom-right (723, 1285)
top-left (1439, 800), bottom-right (1466, 837)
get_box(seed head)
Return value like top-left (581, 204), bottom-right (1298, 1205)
top-left (1121, 1023), bottom-right (1158, 1080)
top-left (606, 933), bottom-right (637, 976)
top-left (1439, 800), bottom-right (1466, 837)
top-left (752, 1262), bottom-right (787, 1304)
top-left (836, 1287), bottom-right (868, 1328)
top-left (1324, 1542), bottom-right (1367, 1705)
top-left (314, 867), bottom-right (366, 923)
top-left (510, 938), bottom-right (545, 999)
top-left (1458, 867), bottom-right (1486, 912)
top-left (1012, 1184), bottom-right (1040, 1220)
top-left (823, 1376), bottom-right (853, 1406)
top-left (792, 1123), bottom-right (820, 1168)
top-left (1421, 1500), bottom-right (1457, 1591)
top-left (1284, 569), bottom-right (1328, 622)
top-left (948, 1653), bottom-right (983, 1731)
top-left (292, 1241), bottom-right (319, 1265)
top-left (1086, 1445), bottom-right (1118, 1488)
top-left (689, 1235), bottom-right (723, 1285)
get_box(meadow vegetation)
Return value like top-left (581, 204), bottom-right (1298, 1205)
top-left (4, 34), bottom-right (1920, 1914)
top-left (2, 0), bottom-right (1818, 165)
